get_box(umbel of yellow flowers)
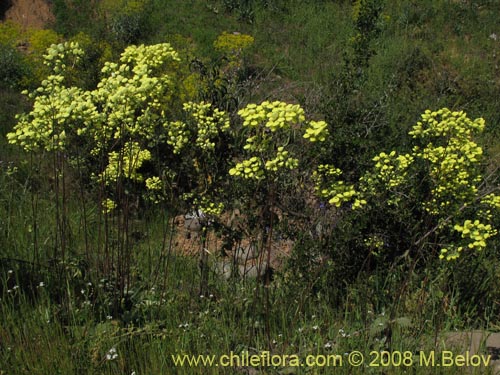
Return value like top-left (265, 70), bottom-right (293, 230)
top-left (229, 101), bottom-right (329, 180)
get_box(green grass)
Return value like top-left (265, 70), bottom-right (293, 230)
top-left (1, 255), bottom-right (496, 374)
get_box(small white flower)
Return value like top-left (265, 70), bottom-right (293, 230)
top-left (106, 315), bottom-right (113, 320)
top-left (12, 285), bottom-right (19, 290)
top-left (324, 341), bottom-right (333, 349)
top-left (39, 282), bottom-right (45, 287)
top-left (106, 347), bottom-right (118, 361)
top-left (312, 325), bottom-right (319, 331)
top-left (7, 270), bottom-right (13, 274)
top-left (338, 328), bottom-right (350, 338)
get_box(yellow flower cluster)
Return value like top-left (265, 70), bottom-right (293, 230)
top-left (410, 108), bottom-right (484, 214)
top-left (43, 42), bottom-right (84, 74)
top-left (195, 196), bottom-right (225, 216)
top-left (7, 42), bottom-right (97, 152)
top-left (8, 82), bottom-right (96, 152)
top-left (238, 101), bottom-right (306, 131)
top-left (100, 142), bottom-right (151, 185)
top-left (163, 102), bottom-right (230, 154)
top-left (145, 176), bottom-right (162, 190)
top-left (102, 198), bottom-right (117, 215)
top-left (372, 151), bottom-right (414, 188)
top-left (213, 31), bottom-right (254, 63)
top-left (440, 220), bottom-right (497, 260)
top-left (313, 108), bottom-right (499, 261)
top-left (183, 101), bottom-right (230, 151)
top-left (231, 101), bottom-right (327, 180)
top-left (166, 120), bottom-right (189, 154)
top-left (119, 43), bottom-right (180, 74)
top-left (364, 235), bottom-right (384, 251)
top-left (9, 41), bottom-right (240, 216)
top-left (229, 156), bottom-right (264, 180)
top-left (144, 176), bottom-right (165, 203)
top-left (303, 120), bottom-right (329, 142)
top-left (264, 147), bottom-right (298, 171)
top-left (81, 43), bottom-right (182, 189)
top-left (481, 193), bottom-right (500, 211)
top-left (409, 109), bottom-right (485, 140)
top-left (313, 164), bottom-right (366, 208)
top-left (90, 43), bottom-right (180, 149)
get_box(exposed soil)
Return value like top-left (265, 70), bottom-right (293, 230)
top-left (172, 213), bottom-right (293, 271)
top-left (3, 0), bottom-right (54, 29)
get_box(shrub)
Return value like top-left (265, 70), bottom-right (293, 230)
top-left (101, 0), bottom-right (152, 44)
top-left (0, 44), bottom-right (29, 89)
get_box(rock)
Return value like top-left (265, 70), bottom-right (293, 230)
top-left (184, 210), bottom-right (206, 232)
top-left (213, 256), bottom-right (273, 282)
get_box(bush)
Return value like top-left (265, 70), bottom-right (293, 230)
top-left (0, 44), bottom-right (29, 89)
top-left (101, 0), bottom-right (152, 45)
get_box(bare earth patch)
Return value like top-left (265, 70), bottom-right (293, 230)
top-left (4, 0), bottom-right (54, 29)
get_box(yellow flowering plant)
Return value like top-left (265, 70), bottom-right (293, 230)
top-left (7, 41), bottom-right (239, 298)
top-left (7, 42), bottom-right (233, 215)
top-left (213, 32), bottom-right (254, 64)
top-left (229, 101), bottom-right (329, 181)
top-left (314, 108), bottom-right (500, 261)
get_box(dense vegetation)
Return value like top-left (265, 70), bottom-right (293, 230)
top-left (1, 0), bottom-right (500, 373)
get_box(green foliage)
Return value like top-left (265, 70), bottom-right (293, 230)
top-left (316, 109), bottom-right (500, 262)
top-left (351, 0), bottom-right (384, 70)
top-left (105, 0), bottom-right (152, 44)
top-left (0, 20), bottom-right (23, 47)
top-left (51, 0), bottom-right (103, 36)
top-left (24, 28), bottom-right (64, 86)
top-left (0, 44), bottom-right (29, 89)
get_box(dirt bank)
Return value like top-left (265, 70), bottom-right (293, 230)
top-left (3, 0), bottom-right (54, 29)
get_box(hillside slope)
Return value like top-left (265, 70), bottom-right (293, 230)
top-left (4, 0), bottom-right (54, 29)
